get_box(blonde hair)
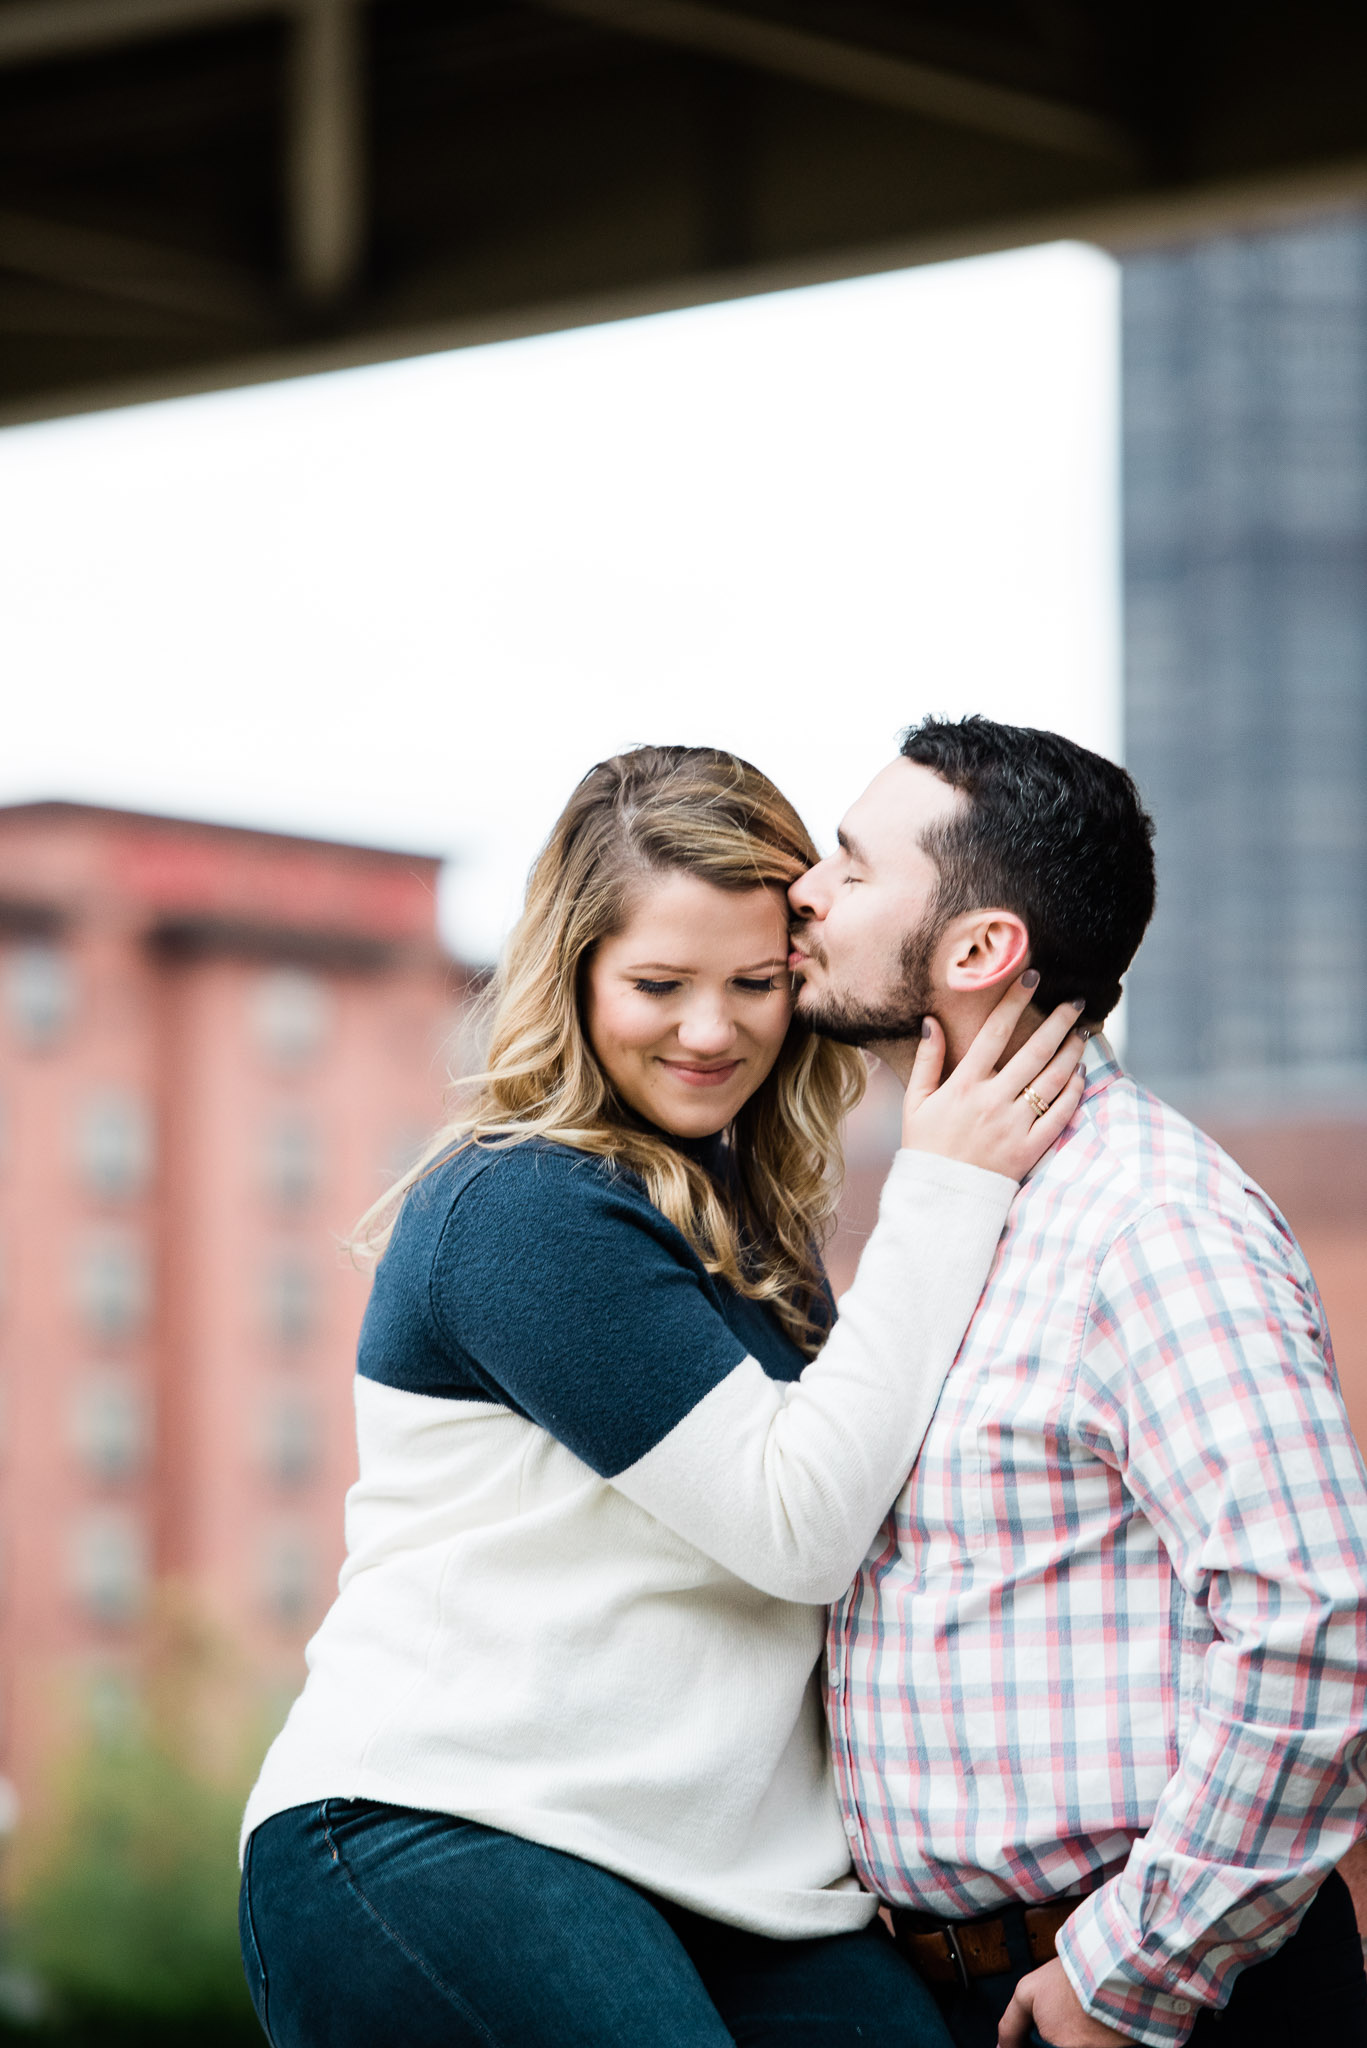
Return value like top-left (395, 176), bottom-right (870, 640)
top-left (356, 746), bottom-right (866, 1353)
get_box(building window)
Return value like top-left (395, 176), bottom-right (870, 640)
top-left (71, 1373), bottom-right (152, 1483)
top-left (262, 1113), bottom-right (320, 1209)
top-left (260, 1528), bottom-right (315, 1627)
top-left (252, 970), bottom-right (331, 1068)
top-left (262, 1255), bottom-right (316, 1346)
top-left (75, 1233), bottom-right (149, 1341)
top-left (5, 944), bottom-right (74, 1049)
top-left (70, 1511), bottom-right (148, 1627)
top-left (77, 1090), bottom-right (154, 1203)
top-left (261, 1392), bottom-right (319, 1486)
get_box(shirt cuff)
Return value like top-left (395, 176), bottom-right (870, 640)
top-left (1056, 1886), bottom-right (1202, 2048)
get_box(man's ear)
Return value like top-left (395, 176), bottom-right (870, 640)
top-left (939, 910), bottom-right (1031, 994)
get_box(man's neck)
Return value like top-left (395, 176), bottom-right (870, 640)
top-left (876, 1002), bottom-right (1051, 1089)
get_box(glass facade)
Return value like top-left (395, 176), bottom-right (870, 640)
top-left (1122, 213), bottom-right (1367, 1107)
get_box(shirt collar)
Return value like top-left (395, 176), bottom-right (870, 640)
top-left (1080, 1029), bottom-right (1123, 1103)
top-left (1016, 1031), bottom-right (1121, 1187)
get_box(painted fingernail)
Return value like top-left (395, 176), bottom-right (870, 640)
top-left (920, 1019), bottom-right (933, 1038)
top-left (1020, 969), bottom-right (1039, 990)
top-left (1071, 997), bottom-right (1086, 1010)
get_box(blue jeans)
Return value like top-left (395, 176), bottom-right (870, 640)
top-left (926, 1872), bottom-right (1367, 2048)
top-left (239, 1799), bottom-right (953, 2047)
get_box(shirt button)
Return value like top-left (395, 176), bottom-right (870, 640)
top-left (1172, 2001), bottom-right (1191, 2015)
top-left (844, 1817), bottom-right (860, 1840)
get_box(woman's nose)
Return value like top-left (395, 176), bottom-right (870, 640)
top-left (675, 1002), bottom-right (737, 1055)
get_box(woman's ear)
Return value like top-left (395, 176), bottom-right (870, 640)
top-left (940, 910), bottom-right (1031, 994)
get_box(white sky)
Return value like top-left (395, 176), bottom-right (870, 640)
top-left (0, 239), bottom-right (1119, 963)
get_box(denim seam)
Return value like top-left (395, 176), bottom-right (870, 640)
top-left (320, 1802), bottom-right (502, 2048)
top-left (240, 1832), bottom-right (274, 2046)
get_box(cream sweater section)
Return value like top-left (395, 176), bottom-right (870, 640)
top-left (242, 1148), bottom-right (1016, 1936)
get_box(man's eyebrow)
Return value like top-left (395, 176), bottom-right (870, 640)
top-left (837, 826), bottom-right (869, 866)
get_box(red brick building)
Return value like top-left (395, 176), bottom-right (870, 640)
top-left (0, 803), bottom-right (465, 1823)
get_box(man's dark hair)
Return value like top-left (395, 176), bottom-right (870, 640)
top-left (900, 715), bottom-right (1156, 1023)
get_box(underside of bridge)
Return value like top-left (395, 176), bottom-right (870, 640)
top-left (1, 0), bottom-right (1366, 424)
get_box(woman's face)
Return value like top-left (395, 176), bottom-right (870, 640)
top-left (584, 872), bottom-right (794, 1139)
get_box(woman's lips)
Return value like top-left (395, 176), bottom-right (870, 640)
top-left (660, 1060), bottom-right (742, 1089)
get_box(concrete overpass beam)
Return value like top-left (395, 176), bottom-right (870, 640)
top-left (287, 0), bottom-right (366, 308)
top-left (532, 0), bottom-right (1139, 168)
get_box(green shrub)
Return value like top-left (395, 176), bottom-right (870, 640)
top-left (1, 1619), bottom-right (272, 2048)
top-left (13, 1738), bottom-right (256, 2037)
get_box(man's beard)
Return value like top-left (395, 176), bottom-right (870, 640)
top-left (793, 914), bottom-right (940, 1047)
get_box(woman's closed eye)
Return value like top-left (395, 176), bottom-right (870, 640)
top-left (631, 975), bottom-right (784, 997)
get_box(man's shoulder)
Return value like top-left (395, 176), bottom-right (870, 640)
top-left (1022, 1062), bottom-right (1298, 1266)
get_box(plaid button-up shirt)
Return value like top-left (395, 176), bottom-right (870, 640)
top-left (828, 1036), bottom-right (1367, 2046)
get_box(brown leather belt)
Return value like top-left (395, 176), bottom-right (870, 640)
top-left (890, 1899), bottom-right (1079, 1990)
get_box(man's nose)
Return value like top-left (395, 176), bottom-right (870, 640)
top-left (789, 860), bottom-right (830, 921)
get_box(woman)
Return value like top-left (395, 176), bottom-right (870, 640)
top-left (239, 746), bottom-right (1085, 2048)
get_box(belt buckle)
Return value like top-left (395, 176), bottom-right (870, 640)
top-left (943, 1922), bottom-right (972, 1993)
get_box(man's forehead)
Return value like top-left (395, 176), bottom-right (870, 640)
top-left (840, 757), bottom-right (963, 852)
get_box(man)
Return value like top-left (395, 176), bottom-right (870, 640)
top-left (789, 716), bottom-right (1367, 2048)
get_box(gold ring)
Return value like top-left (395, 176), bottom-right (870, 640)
top-left (1023, 1086), bottom-right (1049, 1120)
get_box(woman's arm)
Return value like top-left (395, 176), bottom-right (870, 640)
top-left (609, 1145), bottom-right (1016, 1600)
top-left (431, 979), bottom-right (1084, 1602)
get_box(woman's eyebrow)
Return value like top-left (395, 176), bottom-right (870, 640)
top-left (622, 957), bottom-right (789, 975)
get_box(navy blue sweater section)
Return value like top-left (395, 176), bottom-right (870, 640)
top-left (356, 1138), bottom-right (820, 1478)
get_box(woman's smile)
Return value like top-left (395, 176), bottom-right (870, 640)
top-left (658, 1056), bottom-right (744, 1089)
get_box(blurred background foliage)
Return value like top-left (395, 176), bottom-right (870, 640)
top-left (0, 1602), bottom-right (264, 2045)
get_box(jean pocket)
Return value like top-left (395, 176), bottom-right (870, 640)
top-left (238, 1837), bottom-right (272, 2044)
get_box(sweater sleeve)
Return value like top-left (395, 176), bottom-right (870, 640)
top-left (433, 1146), bottom-right (1015, 1602)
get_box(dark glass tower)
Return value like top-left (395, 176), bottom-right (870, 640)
top-left (1122, 213), bottom-right (1367, 1111)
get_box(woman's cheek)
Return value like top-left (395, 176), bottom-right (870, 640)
top-left (619, 995), bottom-right (667, 1051)
top-left (595, 990), bottom-right (640, 1051)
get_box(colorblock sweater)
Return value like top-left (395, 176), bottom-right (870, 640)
top-left (241, 1134), bottom-right (1016, 1936)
